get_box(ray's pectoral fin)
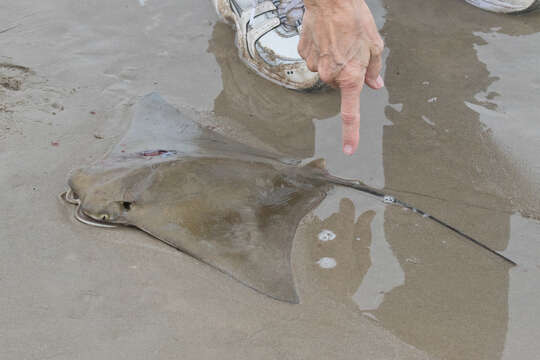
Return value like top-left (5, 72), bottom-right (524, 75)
top-left (125, 183), bottom-right (327, 304)
top-left (113, 92), bottom-right (300, 164)
top-left (240, 188), bottom-right (327, 303)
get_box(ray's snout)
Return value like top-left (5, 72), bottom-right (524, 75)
top-left (66, 167), bottom-right (131, 225)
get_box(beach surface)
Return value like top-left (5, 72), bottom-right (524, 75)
top-left (1, 1), bottom-right (539, 359)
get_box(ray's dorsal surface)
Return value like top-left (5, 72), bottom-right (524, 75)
top-left (67, 93), bottom-right (331, 303)
top-left (65, 93), bottom-right (515, 304)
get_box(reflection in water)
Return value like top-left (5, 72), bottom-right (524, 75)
top-left (206, 18), bottom-right (400, 317)
top-left (353, 207), bottom-right (404, 311)
top-left (301, 193), bottom-right (383, 306)
top-left (502, 214), bottom-right (540, 359)
top-left (207, 22), bottom-right (339, 158)
top-left (377, 1), bottom-right (539, 359)
top-left (469, 30), bottom-right (540, 217)
top-left (206, 2), bottom-right (539, 359)
top-left (470, 28), bottom-right (540, 360)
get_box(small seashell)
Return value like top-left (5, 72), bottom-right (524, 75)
top-left (316, 257), bottom-right (337, 269)
top-left (318, 229), bottom-right (336, 242)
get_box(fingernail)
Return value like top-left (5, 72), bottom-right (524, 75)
top-left (344, 144), bottom-right (353, 155)
top-left (376, 75), bottom-right (384, 88)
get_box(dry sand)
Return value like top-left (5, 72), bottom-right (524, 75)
top-left (1, 0), bottom-right (539, 359)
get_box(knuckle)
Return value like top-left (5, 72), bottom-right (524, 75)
top-left (358, 59), bottom-right (370, 69)
top-left (346, 58), bottom-right (369, 72)
top-left (297, 45), bottom-right (306, 59)
top-left (342, 131), bottom-right (357, 145)
top-left (339, 76), bottom-right (362, 90)
top-left (341, 112), bottom-right (359, 126)
top-left (340, 81), bottom-right (357, 91)
top-left (306, 60), bottom-right (317, 72)
top-left (343, 135), bottom-right (356, 145)
top-left (297, 38), bottom-right (310, 59)
top-left (371, 40), bottom-right (385, 56)
top-left (319, 68), bottom-right (334, 84)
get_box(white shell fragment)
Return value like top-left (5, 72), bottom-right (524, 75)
top-left (317, 257), bottom-right (337, 269)
top-left (318, 229), bottom-right (336, 242)
top-left (383, 195), bottom-right (395, 204)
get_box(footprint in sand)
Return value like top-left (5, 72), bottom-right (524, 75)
top-left (0, 63), bottom-right (31, 91)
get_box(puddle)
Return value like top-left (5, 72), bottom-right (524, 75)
top-left (203, 1), bottom-right (540, 359)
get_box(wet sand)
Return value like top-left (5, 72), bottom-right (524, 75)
top-left (1, 0), bottom-right (539, 359)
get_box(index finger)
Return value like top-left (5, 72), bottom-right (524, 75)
top-left (339, 80), bottom-right (364, 155)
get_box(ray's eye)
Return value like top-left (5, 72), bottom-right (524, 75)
top-left (122, 202), bottom-right (132, 211)
top-left (99, 214), bottom-right (109, 221)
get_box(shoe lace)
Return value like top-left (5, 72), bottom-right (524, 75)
top-left (250, 0), bottom-right (305, 31)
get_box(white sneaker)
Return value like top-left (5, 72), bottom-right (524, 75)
top-left (212, 0), bottom-right (321, 90)
top-left (465, 0), bottom-right (538, 13)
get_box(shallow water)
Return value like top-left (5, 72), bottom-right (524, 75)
top-left (1, 0), bottom-right (539, 359)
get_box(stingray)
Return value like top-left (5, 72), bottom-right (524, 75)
top-left (61, 93), bottom-right (515, 303)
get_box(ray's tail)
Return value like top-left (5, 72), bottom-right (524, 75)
top-left (322, 175), bottom-right (516, 266)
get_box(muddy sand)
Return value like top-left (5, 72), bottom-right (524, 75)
top-left (1, 0), bottom-right (539, 359)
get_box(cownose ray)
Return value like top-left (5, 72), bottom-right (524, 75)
top-left (61, 93), bottom-right (515, 304)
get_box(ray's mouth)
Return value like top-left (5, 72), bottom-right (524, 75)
top-left (77, 207), bottom-right (117, 228)
top-left (85, 212), bottom-right (110, 223)
top-left (60, 188), bottom-right (118, 228)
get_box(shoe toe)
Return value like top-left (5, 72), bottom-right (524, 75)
top-left (256, 30), bottom-right (303, 63)
top-left (254, 31), bottom-right (320, 90)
